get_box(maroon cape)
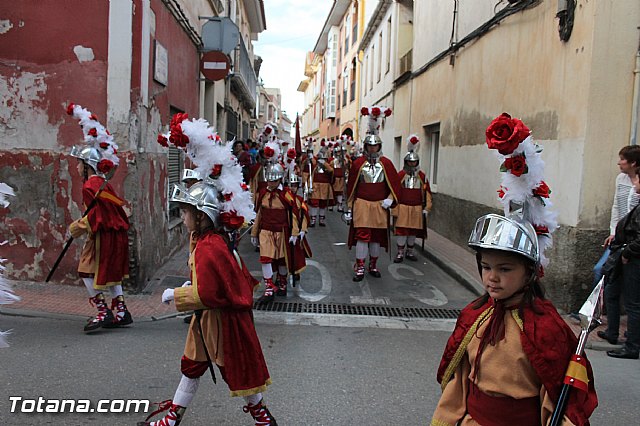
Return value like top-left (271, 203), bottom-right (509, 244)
top-left (193, 231), bottom-right (270, 393)
top-left (83, 175), bottom-right (129, 286)
top-left (345, 156), bottom-right (401, 251)
top-left (437, 298), bottom-right (598, 426)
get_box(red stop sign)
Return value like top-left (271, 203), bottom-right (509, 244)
top-left (200, 51), bottom-right (230, 81)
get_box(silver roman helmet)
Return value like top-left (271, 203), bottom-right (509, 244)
top-left (468, 213), bottom-right (539, 263)
top-left (170, 181), bottom-right (222, 227)
top-left (181, 169), bottom-right (201, 183)
top-left (288, 173), bottom-right (301, 185)
top-left (403, 151), bottom-right (420, 173)
top-left (363, 134), bottom-right (383, 161)
top-left (70, 145), bottom-right (102, 173)
top-left (264, 162), bottom-right (285, 182)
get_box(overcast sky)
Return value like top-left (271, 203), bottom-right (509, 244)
top-left (253, 0), bottom-right (333, 121)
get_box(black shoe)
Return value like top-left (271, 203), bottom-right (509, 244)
top-left (597, 330), bottom-right (619, 345)
top-left (257, 293), bottom-right (275, 304)
top-left (103, 311), bottom-right (133, 328)
top-left (405, 253), bottom-right (418, 261)
top-left (276, 287), bottom-right (287, 297)
top-left (393, 255), bottom-right (403, 264)
top-left (368, 269), bottom-right (381, 278)
top-left (607, 347), bottom-right (639, 359)
top-left (353, 273), bottom-right (364, 282)
top-left (84, 309), bottom-right (115, 333)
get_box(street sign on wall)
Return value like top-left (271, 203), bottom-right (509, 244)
top-left (200, 51), bottom-right (230, 81)
top-left (202, 17), bottom-right (240, 55)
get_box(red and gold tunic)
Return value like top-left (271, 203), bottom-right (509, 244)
top-left (252, 187), bottom-right (307, 272)
top-left (174, 231), bottom-right (271, 397)
top-left (346, 156), bottom-right (401, 249)
top-left (330, 156), bottom-right (347, 196)
top-left (71, 175), bottom-right (129, 289)
top-left (393, 170), bottom-right (432, 237)
top-left (309, 158), bottom-right (334, 206)
top-left (432, 298), bottom-right (597, 426)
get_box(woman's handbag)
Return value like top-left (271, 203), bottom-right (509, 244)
top-left (602, 244), bottom-right (625, 280)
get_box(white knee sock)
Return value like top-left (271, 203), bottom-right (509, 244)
top-left (261, 263), bottom-right (273, 279)
top-left (356, 241), bottom-right (368, 259)
top-left (173, 375), bottom-right (199, 407)
top-left (396, 236), bottom-right (407, 247)
top-left (369, 242), bottom-right (380, 258)
top-left (83, 278), bottom-right (98, 297)
top-left (337, 195), bottom-right (343, 204)
top-left (310, 207), bottom-right (318, 218)
top-left (319, 208), bottom-right (326, 216)
top-left (243, 392), bottom-right (262, 406)
top-left (109, 285), bottom-right (123, 298)
top-left (407, 235), bottom-right (416, 246)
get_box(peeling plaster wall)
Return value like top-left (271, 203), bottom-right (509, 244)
top-left (0, 0), bottom-right (205, 289)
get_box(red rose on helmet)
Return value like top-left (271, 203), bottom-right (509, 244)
top-left (66, 103), bottom-right (75, 116)
top-left (224, 193), bottom-right (233, 202)
top-left (497, 186), bottom-right (506, 199)
top-left (99, 142), bottom-right (109, 149)
top-left (157, 135), bottom-right (169, 147)
top-left (211, 164), bottom-right (223, 177)
top-left (502, 155), bottom-right (528, 177)
top-left (221, 211), bottom-right (244, 230)
top-left (360, 107), bottom-right (369, 116)
top-left (264, 126), bottom-right (272, 135)
top-left (169, 113), bottom-right (189, 148)
top-left (287, 148), bottom-right (296, 159)
top-left (486, 113), bottom-right (530, 155)
top-left (384, 108), bottom-right (392, 117)
top-left (409, 136), bottom-right (419, 145)
top-left (533, 181), bottom-right (551, 198)
top-left (88, 128), bottom-right (98, 137)
top-left (90, 114), bottom-right (98, 121)
top-left (371, 107), bottom-right (381, 117)
top-left (241, 183), bottom-right (248, 191)
top-left (97, 159), bottom-right (114, 174)
top-left (533, 224), bottom-right (549, 234)
top-left (263, 146), bottom-right (275, 158)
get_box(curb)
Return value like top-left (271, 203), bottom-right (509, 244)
top-left (0, 307), bottom-right (157, 323)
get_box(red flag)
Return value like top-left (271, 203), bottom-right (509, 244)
top-left (294, 114), bottom-right (302, 156)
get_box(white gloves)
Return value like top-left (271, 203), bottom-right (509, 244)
top-left (343, 211), bottom-right (353, 224)
top-left (162, 288), bottom-right (175, 304)
top-left (299, 231), bottom-right (305, 241)
top-left (381, 198), bottom-right (393, 209)
top-left (289, 235), bottom-right (298, 244)
top-left (182, 280), bottom-right (192, 287)
top-left (251, 236), bottom-right (258, 247)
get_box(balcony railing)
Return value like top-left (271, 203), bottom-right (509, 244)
top-left (231, 39), bottom-right (257, 110)
top-left (399, 49), bottom-right (412, 76)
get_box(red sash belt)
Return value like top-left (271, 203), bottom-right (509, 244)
top-left (260, 208), bottom-right (288, 232)
top-left (356, 182), bottom-right (389, 201)
top-left (333, 168), bottom-right (344, 178)
top-left (467, 382), bottom-right (540, 426)
top-left (313, 172), bottom-right (332, 183)
top-left (399, 188), bottom-right (422, 205)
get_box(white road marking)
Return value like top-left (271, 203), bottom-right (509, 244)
top-left (350, 296), bottom-right (390, 305)
top-left (388, 264), bottom-right (449, 306)
top-left (295, 260), bottom-right (332, 302)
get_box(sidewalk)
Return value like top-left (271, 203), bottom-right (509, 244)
top-left (0, 228), bottom-right (627, 351)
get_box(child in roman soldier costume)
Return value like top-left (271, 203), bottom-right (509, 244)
top-left (66, 103), bottom-right (132, 333)
top-left (252, 141), bottom-right (303, 302)
top-left (431, 113), bottom-right (597, 425)
top-left (346, 106), bottom-right (401, 281)
top-left (308, 143), bottom-right (334, 227)
top-left (393, 135), bottom-right (432, 263)
top-left (330, 137), bottom-right (349, 212)
top-left (287, 173), bottom-right (313, 281)
top-left (143, 114), bottom-right (276, 426)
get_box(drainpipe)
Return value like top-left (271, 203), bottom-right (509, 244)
top-left (630, 29), bottom-right (640, 145)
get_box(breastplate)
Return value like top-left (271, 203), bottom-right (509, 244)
top-left (332, 158), bottom-right (343, 169)
top-left (359, 161), bottom-right (385, 183)
top-left (403, 174), bottom-right (421, 189)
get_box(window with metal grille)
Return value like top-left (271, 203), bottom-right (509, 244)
top-left (167, 146), bottom-right (182, 223)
